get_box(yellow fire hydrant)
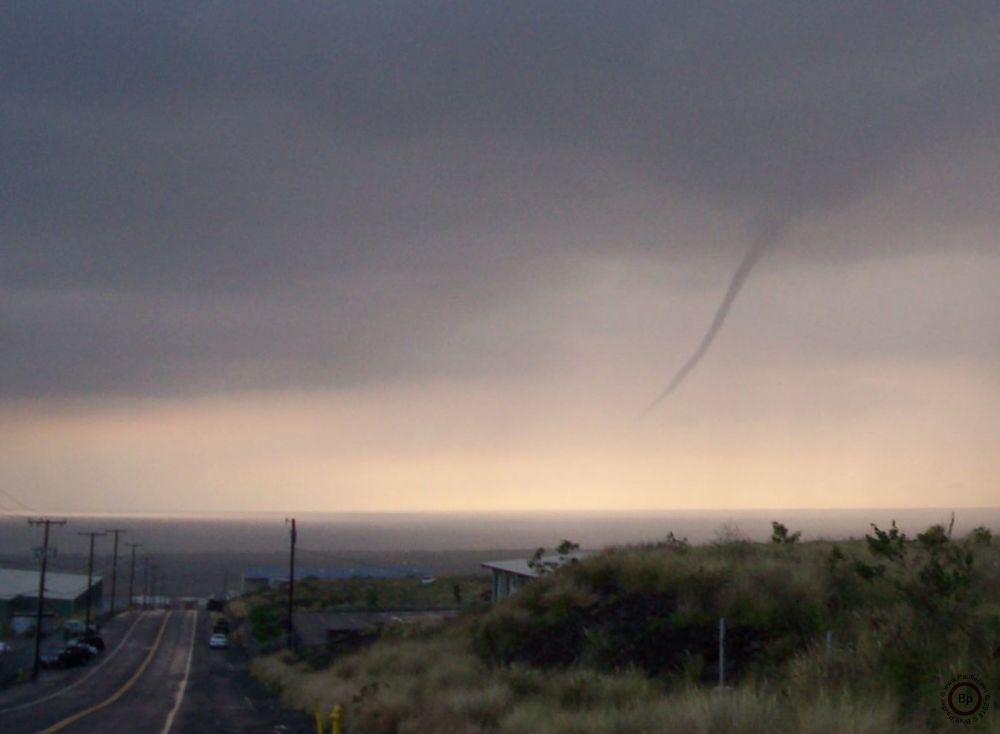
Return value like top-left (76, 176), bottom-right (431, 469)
top-left (330, 704), bottom-right (343, 734)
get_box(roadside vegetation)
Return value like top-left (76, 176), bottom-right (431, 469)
top-left (233, 574), bottom-right (490, 645)
top-left (250, 522), bottom-right (1000, 733)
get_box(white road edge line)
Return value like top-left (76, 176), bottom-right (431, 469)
top-left (0, 611), bottom-right (149, 715)
top-left (160, 610), bottom-right (198, 734)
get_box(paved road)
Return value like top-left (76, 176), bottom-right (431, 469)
top-left (0, 610), bottom-right (311, 734)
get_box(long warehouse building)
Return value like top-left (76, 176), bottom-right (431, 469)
top-left (0, 568), bottom-right (102, 633)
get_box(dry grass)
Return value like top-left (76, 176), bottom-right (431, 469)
top-left (498, 687), bottom-right (902, 734)
top-left (251, 534), bottom-right (1000, 734)
top-left (252, 636), bottom-right (919, 734)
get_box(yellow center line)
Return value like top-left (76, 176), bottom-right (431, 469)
top-left (35, 611), bottom-right (173, 734)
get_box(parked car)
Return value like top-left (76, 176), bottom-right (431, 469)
top-left (209, 633), bottom-right (228, 649)
top-left (0, 641), bottom-right (12, 655)
top-left (213, 617), bottom-right (230, 634)
top-left (65, 640), bottom-right (99, 658)
top-left (57, 645), bottom-right (93, 668)
top-left (77, 634), bottom-right (105, 652)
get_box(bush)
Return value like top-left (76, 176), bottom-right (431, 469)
top-left (476, 547), bottom-right (828, 680)
top-left (771, 521), bottom-right (802, 544)
top-left (968, 526), bottom-right (992, 546)
top-left (249, 604), bottom-right (284, 644)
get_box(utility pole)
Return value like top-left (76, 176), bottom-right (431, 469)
top-left (150, 563), bottom-right (164, 608)
top-left (105, 528), bottom-right (127, 616)
top-left (78, 531), bottom-right (106, 629)
top-left (28, 518), bottom-right (67, 679)
top-left (142, 556), bottom-right (151, 610)
top-left (286, 517), bottom-right (296, 648)
top-left (159, 565), bottom-right (168, 608)
top-left (126, 542), bottom-right (142, 611)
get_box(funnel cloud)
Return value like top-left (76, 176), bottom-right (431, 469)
top-left (645, 214), bottom-right (793, 413)
top-left (0, 4), bottom-right (997, 513)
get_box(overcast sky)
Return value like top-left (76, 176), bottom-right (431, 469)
top-left (2, 2), bottom-right (998, 514)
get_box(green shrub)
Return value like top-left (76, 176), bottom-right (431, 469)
top-left (476, 547), bottom-right (829, 680)
top-left (771, 521), bottom-right (802, 544)
top-left (249, 603), bottom-right (283, 643)
top-left (968, 526), bottom-right (992, 546)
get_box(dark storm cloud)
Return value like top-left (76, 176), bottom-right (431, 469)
top-left (3, 2), bottom-right (999, 396)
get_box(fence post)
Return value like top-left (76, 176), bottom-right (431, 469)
top-left (315, 709), bottom-right (325, 734)
top-left (718, 617), bottom-right (726, 688)
top-left (331, 704), bottom-right (343, 734)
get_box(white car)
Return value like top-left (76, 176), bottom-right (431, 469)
top-left (209, 633), bottom-right (228, 649)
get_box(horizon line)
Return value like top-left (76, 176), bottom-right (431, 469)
top-left (3, 505), bottom-right (999, 521)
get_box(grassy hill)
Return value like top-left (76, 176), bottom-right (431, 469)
top-left (250, 522), bottom-right (1000, 733)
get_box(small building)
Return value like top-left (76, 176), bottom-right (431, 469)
top-left (0, 568), bottom-right (103, 629)
top-left (482, 552), bottom-right (591, 602)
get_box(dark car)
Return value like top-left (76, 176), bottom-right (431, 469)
top-left (57, 645), bottom-right (93, 668)
top-left (78, 634), bottom-right (105, 651)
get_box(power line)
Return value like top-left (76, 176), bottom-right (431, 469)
top-left (0, 499), bottom-right (25, 517)
top-left (0, 487), bottom-right (37, 515)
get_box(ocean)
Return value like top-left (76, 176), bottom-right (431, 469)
top-left (2, 508), bottom-right (997, 597)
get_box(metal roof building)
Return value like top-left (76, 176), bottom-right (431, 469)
top-left (482, 552), bottom-right (591, 601)
top-left (0, 568), bottom-right (103, 623)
